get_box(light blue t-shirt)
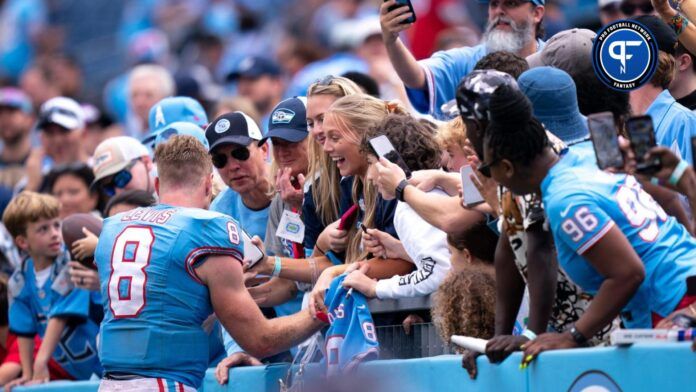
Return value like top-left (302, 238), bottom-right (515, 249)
top-left (405, 40), bottom-right (545, 119)
top-left (211, 187), bottom-right (303, 355)
top-left (541, 150), bottom-right (696, 327)
top-left (647, 89), bottom-right (696, 165)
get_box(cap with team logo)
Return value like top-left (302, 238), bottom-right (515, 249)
top-left (205, 112), bottom-right (263, 152)
top-left (91, 136), bottom-right (150, 188)
top-left (260, 97), bottom-right (308, 145)
top-left (154, 121), bottom-right (210, 150)
top-left (36, 97), bottom-right (85, 131)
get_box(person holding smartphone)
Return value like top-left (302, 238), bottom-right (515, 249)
top-left (379, 0), bottom-right (546, 119)
top-left (483, 84), bottom-right (696, 360)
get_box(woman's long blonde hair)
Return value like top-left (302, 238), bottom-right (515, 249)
top-left (306, 77), bottom-right (362, 227)
top-left (324, 94), bottom-right (408, 262)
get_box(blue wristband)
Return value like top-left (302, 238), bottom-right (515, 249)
top-left (272, 256), bottom-right (282, 277)
top-left (669, 160), bottom-right (690, 186)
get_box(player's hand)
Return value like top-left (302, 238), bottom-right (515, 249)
top-left (375, 157), bottom-right (407, 201)
top-left (68, 261), bottom-right (100, 291)
top-left (72, 227), bottom-right (98, 261)
top-left (461, 349), bottom-right (482, 379)
top-left (402, 314), bottom-right (424, 335)
top-left (309, 266), bottom-right (344, 316)
top-left (276, 167), bottom-right (305, 210)
top-left (361, 228), bottom-right (408, 260)
top-left (342, 264), bottom-right (376, 298)
top-left (380, 0), bottom-right (414, 44)
top-left (5, 375), bottom-right (30, 391)
top-left (215, 352), bottom-right (262, 385)
top-left (521, 332), bottom-right (578, 363)
top-left (485, 335), bottom-right (529, 363)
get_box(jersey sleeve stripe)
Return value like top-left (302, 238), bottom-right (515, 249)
top-left (184, 247), bottom-right (244, 285)
top-left (577, 220), bottom-right (616, 255)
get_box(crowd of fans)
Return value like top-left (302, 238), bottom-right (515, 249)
top-left (0, 0), bottom-right (695, 389)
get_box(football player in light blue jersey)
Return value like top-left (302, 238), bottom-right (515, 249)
top-left (95, 135), bottom-right (323, 391)
top-left (481, 85), bottom-right (696, 358)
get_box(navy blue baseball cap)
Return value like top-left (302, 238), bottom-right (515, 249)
top-left (205, 111), bottom-right (263, 152)
top-left (226, 56), bottom-right (282, 82)
top-left (261, 97), bottom-right (309, 145)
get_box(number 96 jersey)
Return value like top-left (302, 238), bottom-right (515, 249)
top-left (542, 150), bottom-right (696, 327)
top-left (94, 204), bottom-right (244, 389)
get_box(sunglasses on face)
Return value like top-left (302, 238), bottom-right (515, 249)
top-left (211, 147), bottom-right (251, 169)
top-left (100, 159), bottom-right (138, 197)
top-left (619, 1), bottom-right (653, 14)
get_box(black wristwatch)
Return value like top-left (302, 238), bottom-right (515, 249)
top-left (569, 326), bottom-right (589, 347)
top-left (395, 179), bottom-right (410, 202)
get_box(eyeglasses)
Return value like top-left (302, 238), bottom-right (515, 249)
top-left (619, 1), bottom-right (653, 15)
top-left (211, 147), bottom-right (251, 168)
top-left (489, 0), bottom-right (529, 10)
top-left (477, 158), bottom-right (500, 178)
top-left (100, 159), bottom-right (139, 196)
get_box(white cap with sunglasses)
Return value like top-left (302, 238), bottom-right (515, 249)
top-left (91, 136), bottom-right (149, 191)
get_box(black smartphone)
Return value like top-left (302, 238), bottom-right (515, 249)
top-left (626, 115), bottom-right (661, 175)
top-left (369, 135), bottom-right (412, 179)
top-left (588, 112), bottom-right (624, 170)
top-left (385, 0), bottom-right (416, 24)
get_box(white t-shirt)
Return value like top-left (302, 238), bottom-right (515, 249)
top-left (375, 189), bottom-right (452, 299)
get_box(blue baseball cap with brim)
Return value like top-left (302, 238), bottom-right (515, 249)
top-left (261, 97), bottom-right (309, 145)
top-left (144, 96), bottom-right (208, 149)
top-left (518, 67), bottom-right (588, 145)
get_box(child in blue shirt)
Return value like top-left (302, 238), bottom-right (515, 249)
top-left (3, 192), bottom-right (101, 388)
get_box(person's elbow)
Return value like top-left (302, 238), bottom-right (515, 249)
top-left (621, 265), bottom-right (646, 292)
top-left (240, 339), bottom-right (276, 360)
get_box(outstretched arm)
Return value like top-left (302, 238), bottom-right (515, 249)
top-left (197, 255), bottom-right (323, 359)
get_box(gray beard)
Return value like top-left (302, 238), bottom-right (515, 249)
top-left (484, 20), bottom-right (534, 54)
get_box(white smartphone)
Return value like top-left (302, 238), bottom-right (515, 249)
top-left (242, 230), bottom-right (264, 268)
top-left (369, 135), bottom-right (412, 179)
top-left (460, 165), bottom-right (484, 207)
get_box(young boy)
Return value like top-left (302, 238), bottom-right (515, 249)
top-left (2, 192), bottom-right (101, 388)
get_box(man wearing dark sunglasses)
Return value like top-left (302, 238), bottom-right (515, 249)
top-left (91, 136), bottom-right (154, 197)
top-left (206, 112), bottom-right (272, 240)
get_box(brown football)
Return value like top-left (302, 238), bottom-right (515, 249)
top-left (62, 213), bottom-right (102, 270)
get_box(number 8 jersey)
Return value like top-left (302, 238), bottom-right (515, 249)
top-left (94, 204), bottom-right (244, 389)
top-left (541, 150), bottom-right (696, 327)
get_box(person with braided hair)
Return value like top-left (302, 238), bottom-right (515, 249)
top-left (482, 84), bottom-right (696, 360)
